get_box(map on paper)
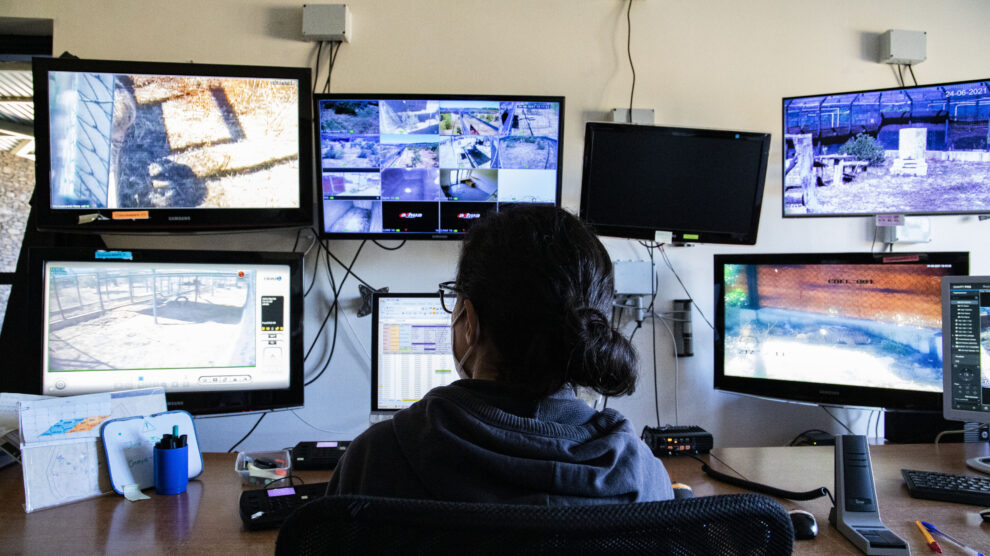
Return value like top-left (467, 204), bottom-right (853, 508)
top-left (16, 388), bottom-right (166, 512)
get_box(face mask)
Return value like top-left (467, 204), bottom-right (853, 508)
top-left (451, 305), bottom-right (475, 379)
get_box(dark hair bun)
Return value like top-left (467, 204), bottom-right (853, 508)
top-left (568, 307), bottom-right (638, 396)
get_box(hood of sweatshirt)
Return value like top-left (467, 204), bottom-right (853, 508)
top-left (390, 379), bottom-right (674, 505)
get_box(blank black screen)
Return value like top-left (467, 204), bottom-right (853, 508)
top-left (581, 124), bottom-right (769, 243)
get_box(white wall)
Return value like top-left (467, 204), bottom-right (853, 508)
top-left (7, 0), bottom-right (990, 451)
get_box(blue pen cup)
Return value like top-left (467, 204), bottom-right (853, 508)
top-left (153, 445), bottom-right (189, 495)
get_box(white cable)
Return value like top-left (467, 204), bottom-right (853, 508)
top-left (654, 313), bottom-right (679, 425)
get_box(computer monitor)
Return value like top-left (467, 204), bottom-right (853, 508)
top-left (782, 78), bottom-right (990, 217)
top-left (370, 292), bottom-right (458, 418)
top-left (314, 94), bottom-right (563, 239)
top-left (714, 252), bottom-right (969, 410)
top-left (32, 57), bottom-right (313, 231)
top-left (942, 276), bottom-right (990, 424)
top-left (30, 248), bottom-right (304, 415)
top-left (580, 122), bottom-right (771, 245)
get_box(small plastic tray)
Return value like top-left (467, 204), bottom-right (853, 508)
top-left (234, 450), bottom-right (292, 486)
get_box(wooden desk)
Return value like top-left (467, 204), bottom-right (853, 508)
top-left (713, 442), bottom-right (990, 555)
top-left (0, 445), bottom-right (987, 555)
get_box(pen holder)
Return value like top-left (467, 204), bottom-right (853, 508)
top-left (153, 445), bottom-right (189, 495)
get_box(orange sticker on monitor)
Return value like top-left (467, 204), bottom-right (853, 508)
top-left (111, 211), bottom-right (150, 220)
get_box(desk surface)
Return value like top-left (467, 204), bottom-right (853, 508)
top-left (0, 444), bottom-right (987, 555)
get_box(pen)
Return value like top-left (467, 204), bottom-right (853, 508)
top-left (921, 521), bottom-right (985, 556)
top-left (915, 520), bottom-right (942, 553)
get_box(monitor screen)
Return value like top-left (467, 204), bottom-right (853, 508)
top-left (314, 95), bottom-right (563, 239)
top-left (371, 293), bottom-right (458, 411)
top-left (782, 78), bottom-right (990, 217)
top-left (32, 57), bottom-right (313, 231)
top-left (580, 122), bottom-right (771, 245)
top-left (714, 252), bottom-right (969, 410)
top-left (30, 248), bottom-right (304, 415)
top-left (942, 276), bottom-right (990, 423)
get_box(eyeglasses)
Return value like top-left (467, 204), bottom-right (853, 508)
top-left (438, 281), bottom-right (459, 314)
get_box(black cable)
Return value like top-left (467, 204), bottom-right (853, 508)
top-left (291, 227), bottom-right (304, 253)
top-left (324, 40), bottom-right (341, 93)
top-left (319, 241), bottom-right (375, 289)
top-left (313, 41), bottom-right (324, 94)
top-left (305, 249), bottom-right (342, 386)
top-left (658, 245), bottom-right (714, 330)
top-left (648, 245), bottom-right (659, 427)
top-left (372, 239), bottom-right (407, 251)
top-left (908, 64), bottom-right (918, 86)
top-left (625, 0), bottom-right (636, 123)
top-left (897, 64), bottom-right (905, 88)
top-left (304, 239), bottom-right (367, 386)
top-left (690, 454), bottom-right (832, 502)
top-left (227, 412), bottom-right (267, 453)
top-left (821, 406), bottom-right (854, 435)
top-left (304, 247), bottom-right (322, 298)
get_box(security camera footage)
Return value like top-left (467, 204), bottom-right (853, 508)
top-left (317, 98), bottom-right (560, 236)
top-left (783, 79), bottom-right (990, 216)
top-left (42, 261), bottom-right (292, 396)
top-left (47, 71), bottom-right (302, 210)
top-left (722, 262), bottom-right (956, 392)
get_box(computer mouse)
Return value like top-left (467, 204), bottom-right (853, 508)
top-left (789, 509), bottom-right (818, 540)
top-left (671, 482), bottom-right (694, 500)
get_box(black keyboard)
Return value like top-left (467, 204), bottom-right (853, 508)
top-left (901, 468), bottom-right (990, 506)
top-left (239, 482), bottom-right (329, 530)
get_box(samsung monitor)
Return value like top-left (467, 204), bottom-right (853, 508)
top-left (32, 57), bottom-right (313, 232)
top-left (30, 248), bottom-right (304, 415)
top-left (714, 252), bottom-right (969, 410)
top-left (370, 292), bottom-right (458, 419)
top-left (782, 78), bottom-right (990, 217)
top-left (579, 122), bottom-right (771, 245)
top-left (942, 276), bottom-right (990, 424)
top-left (314, 94), bottom-right (563, 239)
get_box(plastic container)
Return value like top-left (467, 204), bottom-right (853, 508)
top-left (234, 450), bottom-right (292, 486)
top-left (154, 445), bottom-right (189, 495)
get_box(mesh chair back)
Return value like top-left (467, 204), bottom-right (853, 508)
top-left (275, 493), bottom-right (794, 555)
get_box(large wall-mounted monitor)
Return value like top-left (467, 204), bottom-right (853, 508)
top-left (942, 276), bottom-right (990, 424)
top-left (714, 252), bottom-right (969, 410)
top-left (33, 57), bottom-right (313, 232)
top-left (314, 94), bottom-right (563, 239)
top-left (30, 248), bottom-right (305, 415)
top-left (783, 78), bottom-right (990, 217)
top-left (580, 122), bottom-right (771, 245)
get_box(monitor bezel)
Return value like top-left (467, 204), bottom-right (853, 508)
top-left (941, 275), bottom-right (990, 423)
top-left (32, 57), bottom-right (315, 232)
top-left (313, 93), bottom-right (565, 240)
top-left (29, 247), bottom-right (305, 415)
top-left (781, 77), bottom-right (990, 219)
top-left (579, 122), bottom-right (771, 245)
top-left (714, 251), bottom-right (970, 411)
top-left (370, 291), bottom-right (453, 412)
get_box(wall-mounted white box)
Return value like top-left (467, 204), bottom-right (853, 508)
top-left (303, 4), bottom-right (351, 42)
top-left (879, 29), bottom-right (926, 65)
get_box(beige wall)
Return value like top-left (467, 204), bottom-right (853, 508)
top-left (7, 0), bottom-right (990, 449)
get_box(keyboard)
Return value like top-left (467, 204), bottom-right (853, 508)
top-left (239, 482), bottom-right (329, 530)
top-left (901, 468), bottom-right (990, 506)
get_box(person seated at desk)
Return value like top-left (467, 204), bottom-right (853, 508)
top-left (327, 205), bottom-right (675, 505)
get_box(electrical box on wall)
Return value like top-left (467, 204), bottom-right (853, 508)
top-left (613, 260), bottom-right (654, 295)
top-left (303, 4), bottom-right (351, 42)
top-left (877, 216), bottom-right (932, 244)
top-left (610, 108), bottom-right (654, 125)
top-left (879, 29), bottom-right (926, 65)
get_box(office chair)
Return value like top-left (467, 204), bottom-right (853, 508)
top-left (275, 493), bottom-right (794, 555)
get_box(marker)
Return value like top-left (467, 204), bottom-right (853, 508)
top-left (915, 520), bottom-right (941, 553)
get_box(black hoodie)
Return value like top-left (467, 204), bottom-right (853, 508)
top-left (328, 379), bottom-right (674, 505)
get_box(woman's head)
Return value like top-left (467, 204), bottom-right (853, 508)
top-left (452, 205), bottom-right (638, 397)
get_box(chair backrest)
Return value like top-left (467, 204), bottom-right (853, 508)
top-left (275, 493), bottom-right (794, 555)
